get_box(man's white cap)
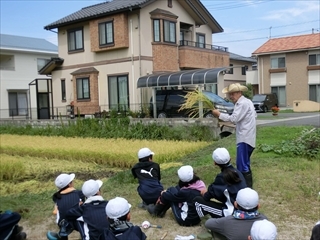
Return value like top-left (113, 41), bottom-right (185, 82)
top-left (138, 147), bottom-right (154, 159)
top-left (250, 219), bottom-right (277, 240)
top-left (236, 188), bottom-right (259, 210)
top-left (178, 165), bottom-right (194, 182)
top-left (82, 179), bottom-right (103, 198)
top-left (105, 197), bottom-right (132, 220)
top-left (55, 173), bottom-right (75, 189)
top-left (212, 148), bottom-right (230, 165)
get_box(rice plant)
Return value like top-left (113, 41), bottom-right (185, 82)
top-left (178, 90), bottom-right (215, 118)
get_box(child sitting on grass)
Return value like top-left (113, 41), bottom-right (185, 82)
top-left (131, 147), bottom-right (163, 209)
top-left (99, 197), bottom-right (146, 240)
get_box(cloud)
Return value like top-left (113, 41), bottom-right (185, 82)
top-left (261, 1), bottom-right (320, 21)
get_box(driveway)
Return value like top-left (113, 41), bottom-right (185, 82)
top-left (256, 112), bottom-right (320, 127)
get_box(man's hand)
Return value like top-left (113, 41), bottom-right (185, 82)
top-left (212, 109), bottom-right (220, 118)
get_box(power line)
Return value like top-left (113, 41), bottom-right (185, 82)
top-left (204, 0), bottom-right (274, 11)
top-left (213, 28), bottom-right (317, 43)
top-left (216, 20), bottom-right (320, 35)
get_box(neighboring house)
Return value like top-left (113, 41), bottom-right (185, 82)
top-left (224, 52), bottom-right (256, 89)
top-left (41, 0), bottom-right (230, 117)
top-left (252, 33), bottom-right (320, 107)
top-left (0, 34), bottom-right (58, 119)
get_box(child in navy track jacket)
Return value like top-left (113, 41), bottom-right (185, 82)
top-left (66, 179), bottom-right (109, 240)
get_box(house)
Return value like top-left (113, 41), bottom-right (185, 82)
top-left (41, 0), bottom-right (231, 118)
top-left (252, 33), bottom-right (320, 108)
top-left (224, 52), bottom-right (256, 88)
top-left (0, 34), bottom-right (58, 119)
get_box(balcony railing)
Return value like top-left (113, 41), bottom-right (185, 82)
top-left (179, 40), bottom-right (228, 52)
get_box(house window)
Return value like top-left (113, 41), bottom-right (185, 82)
top-left (108, 75), bottom-right (129, 110)
top-left (309, 84), bottom-right (320, 103)
top-left (309, 54), bottom-right (320, 65)
top-left (271, 86), bottom-right (286, 106)
top-left (168, 0), bottom-right (172, 8)
top-left (228, 64), bottom-right (233, 74)
top-left (76, 77), bottom-right (90, 99)
top-left (271, 57), bottom-right (285, 69)
top-left (61, 79), bottom-right (66, 101)
top-left (153, 19), bottom-right (160, 42)
top-left (8, 91), bottom-right (28, 116)
top-left (196, 33), bottom-right (205, 48)
top-left (68, 28), bottom-right (84, 52)
top-left (242, 66), bottom-right (247, 75)
top-left (37, 58), bottom-right (50, 71)
top-left (163, 20), bottom-right (176, 43)
top-left (99, 21), bottom-right (114, 46)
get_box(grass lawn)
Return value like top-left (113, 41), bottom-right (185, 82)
top-left (0, 126), bottom-right (319, 239)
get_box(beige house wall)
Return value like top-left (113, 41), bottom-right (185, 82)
top-left (286, 51), bottom-right (309, 107)
top-left (52, 0), bottom-right (228, 114)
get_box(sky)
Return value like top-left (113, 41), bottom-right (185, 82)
top-left (0, 0), bottom-right (319, 57)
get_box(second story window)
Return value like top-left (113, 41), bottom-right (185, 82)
top-left (309, 54), bottom-right (320, 65)
top-left (242, 66), bottom-right (247, 75)
top-left (68, 28), bottom-right (83, 52)
top-left (271, 56), bottom-right (285, 69)
top-left (163, 20), bottom-right (176, 43)
top-left (76, 77), bottom-right (90, 100)
top-left (153, 19), bottom-right (160, 42)
top-left (228, 64), bottom-right (233, 74)
top-left (196, 33), bottom-right (205, 48)
top-left (99, 21), bottom-right (114, 46)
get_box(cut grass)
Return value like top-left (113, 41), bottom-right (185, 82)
top-left (0, 126), bottom-right (319, 239)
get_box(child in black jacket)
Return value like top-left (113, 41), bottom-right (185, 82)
top-left (99, 197), bottom-right (146, 240)
top-left (148, 165), bottom-right (206, 226)
top-left (131, 147), bottom-right (163, 208)
top-left (194, 148), bottom-right (247, 219)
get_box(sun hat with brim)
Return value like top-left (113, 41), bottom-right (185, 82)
top-left (105, 197), bottom-right (132, 220)
top-left (222, 83), bottom-right (248, 94)
top-left (82, 179), bottom-right (103, 198)
top-left (55, 173), bottom-right (75, 190)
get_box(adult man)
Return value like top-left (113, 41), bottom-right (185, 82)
top-left (212, 83), bottom-right (256, 188)
top-left (205, 188), bottom-right (267, 240)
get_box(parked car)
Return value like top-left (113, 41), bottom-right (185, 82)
top-left (252, 93), bottom-right (278, 113)
top-left (150, 89), bottom-right (234, 118)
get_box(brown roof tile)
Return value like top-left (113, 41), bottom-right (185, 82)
top-left (252, 33), bottom-right (320, 55)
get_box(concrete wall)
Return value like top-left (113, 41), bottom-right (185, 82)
top-left (293, 100), bottom-right (320, 112)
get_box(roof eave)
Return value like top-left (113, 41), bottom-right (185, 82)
top-left (44, 5), bottom-right (143, 30)
top-left (252, 46), bottom-right (320, 56)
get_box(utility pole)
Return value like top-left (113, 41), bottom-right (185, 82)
top-left (269, 26), bottom-right (272, 39)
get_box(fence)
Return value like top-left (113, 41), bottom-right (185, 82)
top-left (0, 103), bottom-right (151, 120)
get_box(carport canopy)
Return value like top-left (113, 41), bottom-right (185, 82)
top-left (137, 67), bottom-right (227, 88)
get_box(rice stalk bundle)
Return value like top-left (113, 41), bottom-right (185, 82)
top-left (178, 90), bottom-right (215, 118)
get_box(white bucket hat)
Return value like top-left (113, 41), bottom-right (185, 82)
top-left (236, 188), bottom-right (259, 210)
top-left (212, 148), bottom-right (230, 165)
top-left (250, 219), bottom-right (277, 240)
